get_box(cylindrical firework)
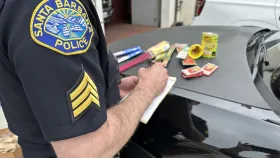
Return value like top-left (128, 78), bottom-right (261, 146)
top-left (201, 32), bottom-right (219, 58)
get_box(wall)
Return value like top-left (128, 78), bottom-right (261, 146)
top-left (160, 0), bottom-right (196, 28)
top-left (160, 0), bottom-right (176, 28)
top-left (131, 0), bottom-right (160, 26)
top-left (91, 0), bottom-right (105, 33)
top-left (111, 0), bottom-right (130, 23)
top-left (177, 0), bottom-right (196, 25)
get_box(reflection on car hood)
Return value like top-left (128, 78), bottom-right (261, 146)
top-left (193, 103), bottom-right (280, 158)
top-left (129, 102), bottom-right (280, 158)
top-left (145, 103), bottom-right (280, 158)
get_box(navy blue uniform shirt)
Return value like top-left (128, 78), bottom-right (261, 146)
top-left (0, 0), bottom-right (121, 157)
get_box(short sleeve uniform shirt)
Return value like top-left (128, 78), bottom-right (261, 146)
top-left (0, 0), bottom-right (121, 157)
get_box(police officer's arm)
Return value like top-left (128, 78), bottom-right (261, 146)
top-left (51, 64), bottom-right (168, 158)
top-left (5, 0), bottom-right (167, 157)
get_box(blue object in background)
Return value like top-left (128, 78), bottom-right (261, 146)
top-left (118, 50), bottom-right (143, 63)
top-left (113, 46), bottom-right (141, 57)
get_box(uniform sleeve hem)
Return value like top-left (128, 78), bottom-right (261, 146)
top-left (42, 114), bottom-right (107, 142)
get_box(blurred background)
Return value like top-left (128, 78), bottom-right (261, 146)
top-left (92, 0), bottom-right (197, 43)
top-left (91, 0), bottom-right (280, 43)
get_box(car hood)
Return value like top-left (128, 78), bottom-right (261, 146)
top-left (126, 102), bottom-right (280, 158)
top-left (190, 103), bottom-right (280, 158)
top-left (108, 26), bottom-right (271, 110)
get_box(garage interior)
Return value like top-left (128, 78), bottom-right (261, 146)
top-left (104, 0), bottom-right (159, 43)
top-left (103, 0), bottom-right (197, 43)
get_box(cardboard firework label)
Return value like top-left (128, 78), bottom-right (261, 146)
top-left (176, 47), bottom-right (189, 59)
top-left (174, 43), bottom-right (188, 52)
top-left (202, 63), bottom-right (219, 76)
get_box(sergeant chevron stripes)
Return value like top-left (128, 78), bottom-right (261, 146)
top-left (68, 71), bottom-right (100, 119)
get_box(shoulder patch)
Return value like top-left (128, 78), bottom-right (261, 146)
top-left (30, 0), bottom-right (94, 56)
top-left (67, 70), bottom-right (100, 123)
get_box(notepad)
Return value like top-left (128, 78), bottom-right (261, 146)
top-left (141, 77), bottom-right (177, 124)
top-left (119, 77), bottom-right (177, 124)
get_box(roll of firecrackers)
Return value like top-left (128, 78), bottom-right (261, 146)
top-left (149, 44), bottom-right (176, 67)
top-left (148, 41), bottom-right (171, 59)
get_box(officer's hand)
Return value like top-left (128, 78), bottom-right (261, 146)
top-left (118, 76), bottom-right (138, 99)
top-left (137, 62), bottom-right (168, 98)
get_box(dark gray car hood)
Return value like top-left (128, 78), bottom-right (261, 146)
top-left (108, 26), bottom-right (270, 110)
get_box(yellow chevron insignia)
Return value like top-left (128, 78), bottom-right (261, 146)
top-left (67, 71), bottom-right (100, 121)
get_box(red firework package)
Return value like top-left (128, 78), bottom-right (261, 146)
top-left (181, 66), bottom-right (203, 79)
top-left (182, 72), bottom-right (203, 79)
top-left (182, 56), bottom-right (197, 66)
top-left (202, 63), bottom-right (219, 76)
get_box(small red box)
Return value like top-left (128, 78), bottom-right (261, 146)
top-left (202, 63), bottom-right (218, 76)
top-left (182, 66), bottom-right (203, 79)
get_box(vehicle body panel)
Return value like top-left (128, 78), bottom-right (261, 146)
top-left (123, 102), bottom-right (280, 158)
top-left (276, 0), bottom-right (280, 28)
top-left (109, 26), bottom-right (272, 110)
top-left (192, 0), bottom-right (278, 30)
top-left (192, 103), bottom-right (280, 158)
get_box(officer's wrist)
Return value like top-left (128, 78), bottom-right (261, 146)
top-left (134, 84), bottom-right (155, 100)
top-left (132, 87), bottom-right (155, 111)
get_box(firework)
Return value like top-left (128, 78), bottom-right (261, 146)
top-left (202, 32), bottom-right (219, 58)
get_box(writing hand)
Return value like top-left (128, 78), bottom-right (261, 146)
top-left (118, 76), bottom-right (138, 99)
